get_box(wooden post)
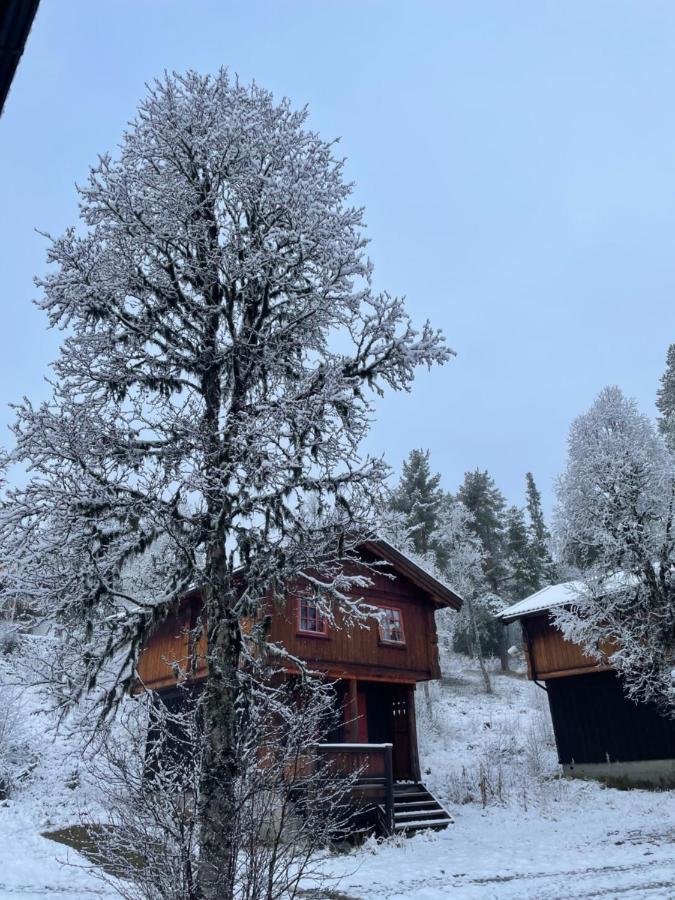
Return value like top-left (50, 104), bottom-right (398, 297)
top-left (407, 686), bottom-right (421, 782)
top-left (348, 678), bottom-right (359, 743)
top-left (383, 742), bottom-right (394, 836)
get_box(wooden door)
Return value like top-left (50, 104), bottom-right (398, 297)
top-left (391, 694), bottom-right (412, 780)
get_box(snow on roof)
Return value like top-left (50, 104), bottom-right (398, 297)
top-left (499, 581), bottom-right (582, 622)
top-left (368, 535), bottom-right (465, 609)
top-left (500, 565), bottom-right (673, 623)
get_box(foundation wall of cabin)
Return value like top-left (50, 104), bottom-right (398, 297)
top-left (562, 758), bottom-right (675, 786)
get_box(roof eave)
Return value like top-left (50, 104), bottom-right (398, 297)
top-left (362, 538), bottom-right (464, 610)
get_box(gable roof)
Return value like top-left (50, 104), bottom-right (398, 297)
top-left (142, 536), bottom-right (464, 615)
top-left (362, 537), bottom-right (463, 610)
top-left (498, 581), bottom-right (581, 623)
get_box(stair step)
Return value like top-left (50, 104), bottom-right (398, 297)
top-left (395, 809), bottom-right (449, 821)
top-left (394, 800), bottom-right (438, 809)
top-left (395, 817), bottom-right (452, 831)
top-left (387, 782), bottom-right (453, 835)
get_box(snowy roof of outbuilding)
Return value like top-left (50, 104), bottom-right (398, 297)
top-left (500, 564), bottom-right (673, 624)
top-left (498, 581), bottom-right (582, 623)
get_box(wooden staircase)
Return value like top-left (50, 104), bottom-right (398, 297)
top-left (390, 782), bottom-right (453, 834)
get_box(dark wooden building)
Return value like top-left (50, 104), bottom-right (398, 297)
top-left (137, 538), bottom-right (459, 833)
top-left (501, 583), bottom-right (675, 786)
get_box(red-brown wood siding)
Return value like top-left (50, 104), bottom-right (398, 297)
top-left (136, 602), bottom-right (191, 689)
top-left (136, 561), bottom-right (442, 690)
top-left (267, 565), bottom-right (439, 683)
top-left (523, 614), bottom-right (612, 681)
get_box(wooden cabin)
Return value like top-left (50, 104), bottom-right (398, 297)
top-left (137, 538), bottom-right (459, 834)
top-left (501, 583), bottom-right (675, 787)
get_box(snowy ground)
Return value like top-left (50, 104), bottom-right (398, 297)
top-left (0, 652), bottom-right (674, 898)
top-left (310, 661), bottom-right (675, 899)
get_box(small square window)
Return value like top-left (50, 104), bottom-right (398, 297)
top-left (378, 607), bottom-right (405, 644)
top-left (297, 598), bottom-right (327, 635)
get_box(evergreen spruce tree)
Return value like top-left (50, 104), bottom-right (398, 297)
top-left (389, 449), bottom-right (444, 556)
top-left (504, 504), bottom-right (536, 599)
top-left (525, 472), bottom-right (547, 548)
top-left (457, 470), bottom-right (508, 594)
top-left (656, 343), bottom-right (675, 452)
top-left (524, 472), bottom-right (557, 587)
top-left (457, 470), bottom-right (510, 669)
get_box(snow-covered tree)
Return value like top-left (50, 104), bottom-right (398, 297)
top-left (554, 386), bottom-right (675, 713)
top-left (657, 343), bottom-right (675, 452)
top-left (434, 497), bottom-right (492, 693)
top-left (389, 449), bottom-right (444, 557)
top-left (457, 470), bottom-right (510, 669)
top-left (524, 472), bottom-right (557, 587)
top-left (504, 504), bottom-right (535, 599)
top-left (0, 70), bottom-right (451, 895)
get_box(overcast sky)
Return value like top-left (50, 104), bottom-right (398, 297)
top-left (1, 1), bottom-right (674, 514)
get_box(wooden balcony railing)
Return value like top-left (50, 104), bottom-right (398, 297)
top-left (316, 742), bottom-right (394, 835)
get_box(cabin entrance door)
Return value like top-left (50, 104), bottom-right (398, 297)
top-left (362, 683), bottom-right (414, 781)
top-left (391, 691), bottom-right (412, 780)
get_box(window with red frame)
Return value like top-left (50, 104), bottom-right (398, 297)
top-left (297, 597), bottom-right (327, 635)
top-left (378, 607), bottom-right (405, 644)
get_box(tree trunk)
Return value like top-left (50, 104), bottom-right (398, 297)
top-left (498, 626), bottom-right (510, 673)
top-left (198, 535), bottom-right (242, 899)
top-left (467, 596), bottom-right (492, 694)
top-left (422, 681), bottom-right (433, 720)
top-left (196, 220), bottom-right (240, 896)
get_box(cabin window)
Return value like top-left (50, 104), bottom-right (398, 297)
top-left (297, 597), bottom-right (328, 636)
top-left (378, 607), bottom-right (406, 645)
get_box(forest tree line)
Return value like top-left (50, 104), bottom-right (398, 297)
top-left (388, 341), bottom-right (675, 706)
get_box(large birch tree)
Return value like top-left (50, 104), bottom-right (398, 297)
top-left (554, 386), bottom-right (675, 714)
top-left (0, 70), bottom-right (451, 896)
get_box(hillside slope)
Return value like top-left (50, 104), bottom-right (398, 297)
top-left (0, 651), bottom-right (673, 898)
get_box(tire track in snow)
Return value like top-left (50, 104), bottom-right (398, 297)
top-left (341, 856), bottom-right (675, 899)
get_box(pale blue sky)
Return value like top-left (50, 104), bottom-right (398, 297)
top-left (1, 1), bottom-right (674, 513)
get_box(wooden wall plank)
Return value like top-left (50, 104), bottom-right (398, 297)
top-left (136, 560), bottom-right (443, 689)
top-left (547, 671), bottom-right (675, 764)
top-left (524, 614), bottom-right (610, 680)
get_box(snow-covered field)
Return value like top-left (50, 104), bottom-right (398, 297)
top-left (319, 662), bottom-right (675, 899)
top-left (0, 655), bottom-right (673, 899)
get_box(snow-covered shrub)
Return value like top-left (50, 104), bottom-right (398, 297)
top-left (0, 679), bottom-right (27, 799)
top-left (83, 680), bottom-right (361, 900)
top-left (523, 685), bottom-right (557, 778)
top-left (444, 716), bottom-right (557, 811)
top-left (0, 621), bottom-right (19, 656)
top-left (419, 667), bottom-right (559, 812)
